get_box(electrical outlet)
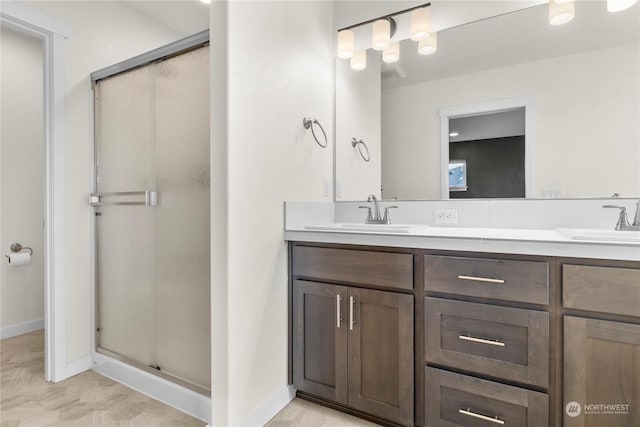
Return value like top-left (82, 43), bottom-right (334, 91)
top-left (434, 209), bottom-right (458, 224)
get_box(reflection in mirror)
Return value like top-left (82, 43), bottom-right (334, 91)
top-left (449, 109), bottom-right (525, 199)
top-left (335, 1), bottom-right (640, 201)
top-left (448, 160), bottom-right (467, 192)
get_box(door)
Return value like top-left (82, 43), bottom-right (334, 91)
top-left (293, 280), bottom-right (348, 404)
top-left (564, 316), bottom-right (640, 426)
top-left (348, 287), bottom-right (414, 426)
top-left (93, 46), bottom-right (210, 392)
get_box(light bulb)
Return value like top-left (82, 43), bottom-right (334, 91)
top-left (382, 42), bottom-right (400, 63)
top-left (337, 30), bottom-right (354, 59)
top-left (351, 50), bottom-right (367, 70)
top-left (372, 19), bottom-right (391, 51)
top-left (607, 0), bottom-right (638, 12)
top-left (549, 0), bottom-right (575, 26)
top-left (411, 7), bottom-right (430, 41)
top-left (418, 32), bottom-right (437, 55)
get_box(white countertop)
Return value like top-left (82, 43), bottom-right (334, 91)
top-left (285, 224), bottom-right (640, 261)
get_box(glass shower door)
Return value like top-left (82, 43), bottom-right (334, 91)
top-left (93, 46), bottom-right (210, 393)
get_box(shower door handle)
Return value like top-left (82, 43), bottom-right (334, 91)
top-left (90, 191), bottom-right (158, 207)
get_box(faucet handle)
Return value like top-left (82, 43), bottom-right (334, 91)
top-left (603, 205), bottom-right (629, 230)
top-left (359, 206), bottom-right (373, 222)
top-left (382, 206), bottom-right (399, 224)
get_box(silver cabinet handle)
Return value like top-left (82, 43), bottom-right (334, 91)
top-left (459, 334), bottom-right (506, 347)
top-left (458, 275), bottom-right (505, 284)
top-left (459, 408), bottom-right (505, 425)
top-left (90, 191), bottom-right (157, 207)
top-left (349, 296), bottom-right (355, 331)
top-left (336, 294), bottom-right (342, 328)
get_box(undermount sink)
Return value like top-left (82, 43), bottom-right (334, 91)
top-left (305, 223), bottom-right (426, 233)
top-left (557, 228), bottom-right (640, 244)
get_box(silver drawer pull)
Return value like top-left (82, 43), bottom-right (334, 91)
top-left (459, 334), bottom-right (506, 347)
top-left (459, 408), bottom-right (505, 425)
top-left (336, 294), bottom-right (342, 328)
top-left (458, 275), bottom-right (505, 284)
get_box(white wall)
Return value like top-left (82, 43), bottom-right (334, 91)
top-left (335, 49), bottom-right (381, 200)
top-left (211, 1), bottom-right (334, 424)
top-left (382, 42), bottom-right (640, 199)
top-left (23, 0), bottom-right (183, 364)
top-left (0, 26), bottom-right (45, 338)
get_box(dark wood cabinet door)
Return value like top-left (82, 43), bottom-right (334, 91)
top-left (564, 316), bottom-right (640, 427)
top-left (347, 287), bottom-right (414, 426)
top-left (293, 280), bottom-right (348, 404)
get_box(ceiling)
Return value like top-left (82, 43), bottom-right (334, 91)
top-left (119, 0), bottom-right (209, 36)
top-left (381, 1), bottom-right (640, 89)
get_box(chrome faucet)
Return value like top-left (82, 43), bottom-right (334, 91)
top-left (359, 194), bottom-right (398, 224)
top-left (603, 200), bottom-right (640, 231)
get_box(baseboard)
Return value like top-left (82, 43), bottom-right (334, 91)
top-left (92, 352), bottom-right (212, 424)
top-left (66, 356), bottom-right (92, 378)
top-left (0, 319), bottom-right (44, 340)
top-left (242, 384), bottom-right (296, 426)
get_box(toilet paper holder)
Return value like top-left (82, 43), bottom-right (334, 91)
top-left (4, 242), bottom-right (33, 260)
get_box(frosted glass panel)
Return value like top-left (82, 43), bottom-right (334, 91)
top-left (95, 66), bottom-right (157, 365)
top-left (155, 47), bottom-right (211, 390)
top-left (94, 46), bottom-right (210, 393)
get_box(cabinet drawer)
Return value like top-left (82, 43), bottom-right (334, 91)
top-left (426, 298), bottom-right (549, 388)
top-left (563, 264), bottom-right (640, 317)
top-left (426, 367), bottom-right (549, 427)
top-left (292, 246), bottom-right (413, 290)
top-left (425, 255), bottom-right (549, 304)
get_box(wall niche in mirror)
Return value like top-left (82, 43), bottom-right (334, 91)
top-left (334, 0), bottom-right (639, 201)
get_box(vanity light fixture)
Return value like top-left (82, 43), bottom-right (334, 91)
top-left (410, 7), bottom-right (431, 41)
top-left (351, 50), bottom-right (367, 70)
top-left (372, 19), bottom-right (392, 51)
top-left (549, 0), bottom-right (575, 26)
top-left (449, 132), bottom-right (459, 137)
top-left (418, 32), bottom-right (438, 55)
top-left (336, 2), bottom-right (430, 66)
top-left (383, 42), bottom-right (400, 63)
top-left (607, 0), bottom-right (638, 12)
top-left (337, 29), bottom-right (355, 59)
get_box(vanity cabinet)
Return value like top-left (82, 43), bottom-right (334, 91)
top-left (561, 263), bottom-right (640, 427)
top-left (288, 242), bottom-right (640, 427)
top-left (291, 245), bottom-right (415, 426)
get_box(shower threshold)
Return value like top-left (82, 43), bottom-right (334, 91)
top-left (93, 347), bottom-right (211, 423)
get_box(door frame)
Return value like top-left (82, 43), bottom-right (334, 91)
top-left (439, 96), bottom-right (535, 199)
top-left (0, 1), bottom-right (69, 382)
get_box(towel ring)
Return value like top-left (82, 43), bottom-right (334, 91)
top-left (351, 138), bottom-right (371, 162)
top-left (303, 117), bottom-right (328, 148)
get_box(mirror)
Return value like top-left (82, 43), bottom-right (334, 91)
top-left (335, 1), bottom-right (640, 201)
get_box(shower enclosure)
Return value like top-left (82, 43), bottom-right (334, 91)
top-left (91, 34), bottom-right (210, 395)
